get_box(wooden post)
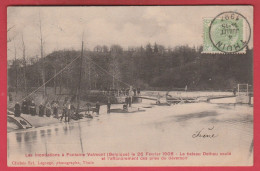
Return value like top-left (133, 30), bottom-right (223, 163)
top-left (22, 35), bottom-right (27, 96)
top-left (54, 68), bottom-right (57, 95)
top-left (237, 84), bottom-right (239, 95)
top-left (59, 72), bottom-right (62, 94)
top-left (247, 84), bottom-right (249, 96)
top-left (39, 12), bottom-right (46, 98)
top-left (76, 41), bottom-right (84, 114)
top-left (88, 57), bottom-right (91, 90)
top-left (14, 43), bottom-right (18, 97)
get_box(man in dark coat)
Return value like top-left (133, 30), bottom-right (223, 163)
top-left (128, 96), bottom-right (132, 107)
top-left (60, 103), bottom-right (66, 121)
top-left (96, 101), bottom-right (100, 115)
top-left (21, 100), bottom-right (27, 114)
top-left (86, 103), bottom-right (91, 114)
top-left (14, 102), bottom-right (21, 117)
top-left (137, 88), bottom-right (141, 95)
top-left (66, 101), bottom-right (71, 122)
top-left (107, 98), bottom-right (111, 114)
top-left (133, 88), bottom-right (136, 96)
top-left (233, 87), bottom-right (237, 96)
top-left (39, 103), bottom-right (45, 117)
top-left (30, 100), bottom-right (36, 116)
top-left (52, 101), bottom-right (59, 118)
top-left (125, 96), bottom-right (129, 106)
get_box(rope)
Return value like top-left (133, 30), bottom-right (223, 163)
top-left (20, 54), bottom-right (132, 102)
top-left (86, 57), bottom-right (131, 87)
top-left (20, 54), bottom-right (81, 102)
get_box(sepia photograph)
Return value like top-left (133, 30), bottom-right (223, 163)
top-left (7, 6), bottom-right (253, 166)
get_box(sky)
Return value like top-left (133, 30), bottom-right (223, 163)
top-left (7, 6), bottom-right (253, 60)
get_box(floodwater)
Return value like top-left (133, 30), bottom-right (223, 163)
top-left (7, 99), bottom-right (253, 166)
top-left (144, 90), bottom-right (233, 98)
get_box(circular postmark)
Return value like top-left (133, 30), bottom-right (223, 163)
top-left (209, 11), bottom-right (251, 53)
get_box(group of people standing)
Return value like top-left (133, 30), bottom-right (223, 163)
top-left (85, 101), bottom-right (106, 115)
top-left (38, 101), bottom-right (57, 117)
top-left (13, 98), bottom-right (106, 121)
top-left (125, 96), bottom-right (132, 107)
top-left (123, 96), bottom-right (133, 111)
top-left (14, 99), bottom-right (37, 117)
top-left (60, 99), bottom-right (73, 122)
top-left (133, 88), bottom-right (141, 96)
top-left (13, 87), bottom-right (141, 119)
top-left (13, 99), bottom-right (60, 119)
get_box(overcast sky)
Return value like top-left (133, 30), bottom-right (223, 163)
top-left (7, 6), bottom-right (253, 60)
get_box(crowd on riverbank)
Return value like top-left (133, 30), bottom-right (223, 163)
top-left (11, 97), bottom-right (102, 121)
top-left (10, 92), bottom-right (140, 123)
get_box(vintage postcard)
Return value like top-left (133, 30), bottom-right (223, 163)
top-left (7, 6), bottom-right (253, 167)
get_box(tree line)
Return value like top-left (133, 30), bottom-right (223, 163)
top-left (8, 43), bottom-right (253, 95)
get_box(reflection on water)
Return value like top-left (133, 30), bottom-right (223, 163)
top-left (40, 130), bottom-right (45, 137)
top-left (55, 127), bottom-right (59, 136)
top-left (15, 133), bottom-right (22, 143)
top-left (47, 129), bottom-right (52, 137)
top-left (8, 102), bottom-right (253, 166)
top-left (174, 111), bottom-right (219, 122)
top-left (24, 132), bottom-right (30, 142)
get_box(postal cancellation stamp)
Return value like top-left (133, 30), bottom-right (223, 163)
top-left (203, 11), bottom-right (251, 54)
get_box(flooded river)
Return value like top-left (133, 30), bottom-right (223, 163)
top-left (7, 100), bottom-right (253, 166)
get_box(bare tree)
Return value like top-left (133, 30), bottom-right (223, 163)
top-left (88, 56), bottom-right (92, 89)
top-left (21, 34), bottom-right (27, 95)
top-left (109, 45), bottom-right (123, 89)
top-left (39, 11), bottom-right (46, 97)
top-left (13, 40), bottom-right (18, 97)
top-left (109, 55), bottom-right (121, 89)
